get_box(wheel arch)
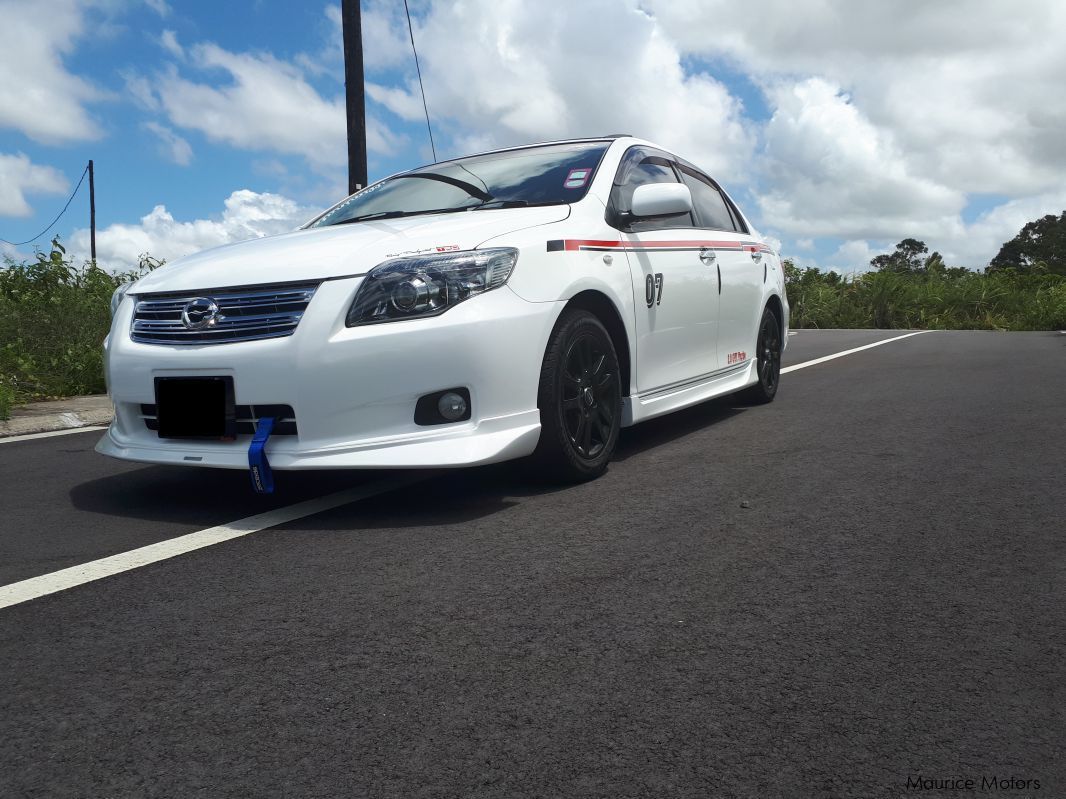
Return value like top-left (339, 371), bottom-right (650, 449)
top-left (765, 292), bottom-right (785, 333)
top-left (560, 290), bottom-right (632, 397)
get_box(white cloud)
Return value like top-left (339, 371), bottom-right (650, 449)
top-left (143, 121), bottom-right (193, 165)
top-left (799, 193), bottom-right (1066, 272)
top-left (124, 71), bottom-right (161, 111)
top-left (159, 29), bottom-right (183, 58)
top-left (366, 82), bottom-right (425, 122)
top-left (825, 240), bottom-right (888, 275)
top-left (68, 189), bottom-right (314, 270)
top-left (645, 0), bottom-right (1066, 198)
top-left (0, 0), bottom-right (104, 143)
top-left (634, 0), bottom-right (1066, 265)
top-left (361, 0), bottom-right (412, 71)
top-left (140, 41), bottom-right (397, 170)
top-left (145, 0), bottom-right (170, 17)
top-left (937, 192), bottom-right (1066, 268)
top-left (0, 153), bottom-right (69, 218)
top-left (758, 78), bottom-right (964, 239)
top-left (369, 0), bottom-right (754, 180)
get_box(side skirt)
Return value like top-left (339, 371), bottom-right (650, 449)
top-left (621, 361), bottom-right (757, 427)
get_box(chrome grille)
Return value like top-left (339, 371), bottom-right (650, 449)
top-left (131, 282), bottom-right (319, 345)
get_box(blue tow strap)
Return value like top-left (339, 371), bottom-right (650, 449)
top-left (248, 416), bottom-right (277, 494)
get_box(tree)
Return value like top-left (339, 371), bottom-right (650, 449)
top-left (923, 251), bottom-right (946, 275)
top-left (989, 211), bottom-right (1066, 274)
top-left (870, 238), bottom-right (929, 273)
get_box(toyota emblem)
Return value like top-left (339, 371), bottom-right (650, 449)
top-left (181, 297), bottom-right (220, 330)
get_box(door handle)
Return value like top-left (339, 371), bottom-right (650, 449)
top-left (700, 248), bottom-right (717, 265)
top-left (750, 249), bottom-right (763, 264)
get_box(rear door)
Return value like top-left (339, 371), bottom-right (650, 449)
top-left (608, 148), bottom-right (720, 394)
top-left (677, 165), bottom-right (763, 372)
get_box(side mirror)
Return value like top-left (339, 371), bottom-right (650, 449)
top-left (630, 183), bottom-right (693, 218)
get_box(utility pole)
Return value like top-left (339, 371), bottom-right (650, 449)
top-left (341, 0), bottom-right (368, 195)
top-left (88, 159), bottom-right (96, 263)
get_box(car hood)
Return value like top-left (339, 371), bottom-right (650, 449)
top-left (131, 205), bottom-right (570, 294)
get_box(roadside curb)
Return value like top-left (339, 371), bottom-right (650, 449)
top-left (0, 396), bottom-right (113, 438)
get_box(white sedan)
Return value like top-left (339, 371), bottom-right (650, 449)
top-left (99, 136), bottom-right (788, 489)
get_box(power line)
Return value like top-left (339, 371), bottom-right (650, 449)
top-left (0, 164), bottom-right (89, 248)
top-left (403, 0), bottom-right (437, 163)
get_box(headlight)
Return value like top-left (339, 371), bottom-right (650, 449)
top-left (346, 248), bottom-right (518, 326)
top-left (110, 282), bottom-right (133, 318)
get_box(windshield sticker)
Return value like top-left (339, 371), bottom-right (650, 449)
top-left (564, 168), bottom-right (591, 189)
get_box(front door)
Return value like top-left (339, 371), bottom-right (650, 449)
top-left (623, 231), bottom-right (721, 393)
top-left (609, 149), bottom-right (720, 394)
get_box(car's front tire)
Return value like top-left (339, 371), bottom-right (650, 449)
top-left (531, 309), bottom-right (622, 482)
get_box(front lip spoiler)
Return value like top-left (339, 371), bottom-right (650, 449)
top-left (96, 409), bottom-right (543, 470)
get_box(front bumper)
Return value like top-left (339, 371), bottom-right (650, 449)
top-left (97, 279), bottom-right (560, 469)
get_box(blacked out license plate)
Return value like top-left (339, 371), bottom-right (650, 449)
top-left (155, 376), bottom-right (236, 439)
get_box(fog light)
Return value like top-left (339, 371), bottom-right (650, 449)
top-left (437, 391), bottom-right (468, 421)
top-left (414, 387), bottom-right (471, 425)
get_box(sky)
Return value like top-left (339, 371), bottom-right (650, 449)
top-left (1, 0), bottom-right (1064, 274)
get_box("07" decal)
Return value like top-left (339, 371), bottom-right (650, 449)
top-left (645, 273), bottom-right (664, 307)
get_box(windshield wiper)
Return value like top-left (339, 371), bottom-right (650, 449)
top-left (394, 172), bottom-right (494, 202)
top-left (470, 199), bottom-right (564, 210)
top-left (332, 207), bottom-right (471, 226)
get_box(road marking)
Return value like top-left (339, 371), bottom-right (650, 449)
top-left (0, 475), bottom-right (423, 610)
top-left (0, 425), bottom-right (108, 444)
top-left (782, 330), bottom-right (931, 374)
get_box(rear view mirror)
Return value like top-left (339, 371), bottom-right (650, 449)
top-left (630, 183), bottom-right (693, 218)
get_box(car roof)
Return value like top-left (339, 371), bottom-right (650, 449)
top-left (421, 136), bottom-right (650, 167)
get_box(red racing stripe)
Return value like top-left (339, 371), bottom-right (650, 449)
top-left (558, 239), bottom-right (773, 253)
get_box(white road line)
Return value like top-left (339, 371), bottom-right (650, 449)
top-left (0, 425), bottom-right (108, 444)
top-left (782, 330), bottom-right (931, 374)
top-left (0, 475), bottom-right (423, 610)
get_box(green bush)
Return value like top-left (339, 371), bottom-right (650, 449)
top-left (784, 261), bottom-right (1066, 331)
top-left (0, 238), bottom-right (160, 420)
top-left (0, 376), bottom-right (13, 421)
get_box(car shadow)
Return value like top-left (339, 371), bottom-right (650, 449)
top-left (68, 465), bottom-right (393, 527)
top-left (69, 396), bottom-right (749, 527)
top-left (613, 396), bottom-right (746, 462)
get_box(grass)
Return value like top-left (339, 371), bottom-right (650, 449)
top-left (784, 263), bottom-right (1066, 331)
top-left (0, 239), bottom-right (158, 420)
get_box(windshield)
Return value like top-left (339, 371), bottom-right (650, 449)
top-left (309, 142), bottom-right (610, 227)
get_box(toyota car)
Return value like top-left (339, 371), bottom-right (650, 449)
top-left (99, 136), bottom-right (788, 490)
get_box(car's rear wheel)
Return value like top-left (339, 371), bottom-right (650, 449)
top-left (531, 309), bottom-right (622, 482)
top-left (739, 306), bottom-right (782, 404)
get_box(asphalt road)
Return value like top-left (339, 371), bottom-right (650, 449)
top-left (1, 330), bottom-right (1063, 798)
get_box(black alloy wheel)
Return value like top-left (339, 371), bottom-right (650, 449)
top-left (532, 309), bottom-right (622, 482)
top-left (561, 332), bottom-right (617, 459)
top-left (740, 306), bottom-right (782, 404)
